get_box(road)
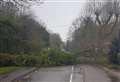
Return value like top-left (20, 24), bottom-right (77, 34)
top-left (27, 65), bottom-right (111, 82)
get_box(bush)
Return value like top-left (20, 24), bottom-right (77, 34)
top-left (14, 55), bottom-right (39, 66)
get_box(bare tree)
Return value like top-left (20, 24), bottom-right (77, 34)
top-left (0, 0), bottom-right (44, 15)
top-left (69, 0), bottom-right (120, 54)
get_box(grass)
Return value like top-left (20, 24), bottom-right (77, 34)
top-left (0, 67), bottom-right (18, 74)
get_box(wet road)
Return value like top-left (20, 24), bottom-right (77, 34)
top-left (29, 65), bottom-right (111, 82)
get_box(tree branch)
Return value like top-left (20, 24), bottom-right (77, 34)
top-left (104, 14), bottom-right (113, 25)
top-left (95, 12), bottom-right (101, 25)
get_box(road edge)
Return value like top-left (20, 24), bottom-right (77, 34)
top-left (11, 67), bottom-right (37, 82)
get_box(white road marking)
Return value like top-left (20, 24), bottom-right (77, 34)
top-left (70, 66), bottom-right (74, 82)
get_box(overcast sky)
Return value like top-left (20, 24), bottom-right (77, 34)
top-left (31, 0), bottom-right (86, 42)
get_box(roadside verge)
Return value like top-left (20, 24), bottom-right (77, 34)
top-left (0, 67), bottom-right (37, 82)
top-left (102, 67), bottom-right (120, 82)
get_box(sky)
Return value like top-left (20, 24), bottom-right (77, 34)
top-left (31, 0), bottom-right (86, 42)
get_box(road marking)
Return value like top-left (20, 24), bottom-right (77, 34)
top-left (70, 66), bottom-right (74, 82)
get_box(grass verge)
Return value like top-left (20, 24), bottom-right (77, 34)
top-left (0, 67), bottom-right (18, 74)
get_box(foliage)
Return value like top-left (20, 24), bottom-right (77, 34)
top-left (0, 0), bottom-right (50, 54)
top-left (0, 13), bottom-right (49, 54)
top-left (37, 48), bottom-right (76, 66)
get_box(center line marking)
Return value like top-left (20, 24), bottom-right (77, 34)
top-left (70, 66), bottom-right (74, 82)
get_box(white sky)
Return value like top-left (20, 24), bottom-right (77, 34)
top-left (31, 0), bottom-right (86, 42)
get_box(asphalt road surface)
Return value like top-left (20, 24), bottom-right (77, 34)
top-left (29, 65), bottom-right (111, 82)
